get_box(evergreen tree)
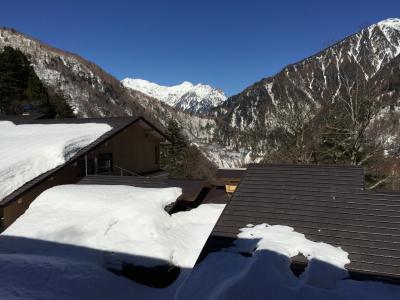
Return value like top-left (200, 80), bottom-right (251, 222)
top-left (0, 46), bottom-right (73, 117)
top-left (161, 119), bottom-right (189, 177)
top-left (161, 118), bottom-right (217, 180)
top-left (0, 46), bottom-right (29, 114)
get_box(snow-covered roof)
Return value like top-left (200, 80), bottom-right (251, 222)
top-left (0, 116), bottom-right (168, 205)
top-left (0, 184), bottom-right (398, 299)
top-left (0, 120), bottom-right (112, 203)
top-left (0, 184), bottom-right (225, 299)
top-left (202, 164), bottom-right (400, 282)
top-left (177, 223), bottom-right (400, 300)
top-left (78, 175), bottom-right (205, 202)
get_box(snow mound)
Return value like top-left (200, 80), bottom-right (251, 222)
top-left (0, 121), bottom-right (111, 201)
top-left (0, 184), bottom-right (225, 299)
top-left (234, 224), bottom-right (350, 269)
top-left (1, 193), bottom-right (399, 300)
top-left (177, 223), bottom-right (400, 300)
top-left (1, 184), bottom-right (223, 268)
top-left (233, 223), bottom-right (350, 288)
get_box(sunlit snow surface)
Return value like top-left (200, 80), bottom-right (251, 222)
top-left (177, 224), bottom-right (400, 300)
top-left (0, 121), bottom-right (112, 201)
top-left (0, 185), bottom-right (399, 299)
top-left (122, 78), bottom-right (226, 112)
top-left (235, 223), bottom-right (350, 269)
top-left (1, 185), bottom-right (223, 269)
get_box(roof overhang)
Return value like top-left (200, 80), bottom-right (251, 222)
top-left (134, 117), bottom-right (170, 143)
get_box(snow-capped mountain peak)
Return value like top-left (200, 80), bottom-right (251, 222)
top-left (377, 18), bottom-right (400, 31)
top-left (122, 78), bottom-right (227, 114)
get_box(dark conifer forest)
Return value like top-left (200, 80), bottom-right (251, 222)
top-left (0, 46), bottom-right (73, 117)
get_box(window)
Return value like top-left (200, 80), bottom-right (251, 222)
top-left (77, 158), bottom-right (95, 177)
top-left (97, 153), bottom-right (113, 173)
top-left (155, 146), bottom-right (160, 165)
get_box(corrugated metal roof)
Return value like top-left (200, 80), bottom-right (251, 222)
top-left (200, 164), bottom-right (400, 282)
top-left (0, 114), bottom-right (47, 123)
top-left (0, 116), bottom-right (168, 206)
top-left (215, 168), bottom-right (247, 180)
top-left (202, 187), bottom-right (230, 204)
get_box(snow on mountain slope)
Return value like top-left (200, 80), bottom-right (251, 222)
top-left (0, 28), bottom-right (150, 117)
top-left (212, 18), bottom-right (400, 158)
top-left (122, 78), bottom-right (227, 114)
top-left (3, 18), bottom-right (400, 170)
top-left (0, 28), bottom-right (231, 167)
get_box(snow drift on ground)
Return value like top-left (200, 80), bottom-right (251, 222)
top-left (0, 121), bottom-right (111, 201)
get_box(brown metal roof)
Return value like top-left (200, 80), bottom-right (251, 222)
top-left (215, 168), bottom-right (247, 180)
top-left (0, 116), bottom-right (168, 206)
top-left (0, 114), bottom-right (47, 123)
top-left (200, 164), bottom-right (400, 282)
top-left (77, 175), bottom-right (205, 202)
top-left (202, 187), bottom-right (231, 204)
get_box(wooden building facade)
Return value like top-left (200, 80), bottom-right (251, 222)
top-left (0, 116), bottom-right (169, 229)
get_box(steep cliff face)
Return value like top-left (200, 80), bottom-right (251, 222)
top-left (0, 28), bottom-right (150, 118)
top-left (212, 19), bottom-right (400, 157)
top-left (2, 18), bottom-right (399, 170)
top-left (0, 28), bottom-right (231, 167)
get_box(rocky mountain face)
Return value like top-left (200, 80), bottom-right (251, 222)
top-left (0, 28), bottom-right (231, 168)
top-left (0, 28), bottom-right (151, 118)
top-left (1, 18), bottom-right (400, 173)
top-left (212, 18), bottom-right (400, 161)
top-left (122, 78), bottom-right (226, 114)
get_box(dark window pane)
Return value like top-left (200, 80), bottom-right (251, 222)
top-left (98, 153), bottom-right (113, 173)
top-left (77, 158), bottom-right (95, 176)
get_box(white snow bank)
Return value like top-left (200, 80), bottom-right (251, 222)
top-left (1, 184), bottom-right (224, 268)
top-left (233, 223), bottom-right (350, 288)
top-left (176, 223), bottom-right (400, 300)
top-left (234, 224), bottom-right (350, 269)
top-left (0, 184), bottom-right (225, 299)
top-left (1, 197), bottom-right (399, 300)
top-left (170, 203), bottom-right (225, 268)
top-left (0, 121), bottom-right (111, 201)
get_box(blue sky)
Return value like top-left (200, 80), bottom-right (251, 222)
top-left (1, 0), bottom-right (399, 95)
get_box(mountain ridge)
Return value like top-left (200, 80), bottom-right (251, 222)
top-left (122, 78), bottom-right (226, 114)
top-left (211, 18), bottom-right (400, 154)
top-left (1, 18), bottom-right (400, 176)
